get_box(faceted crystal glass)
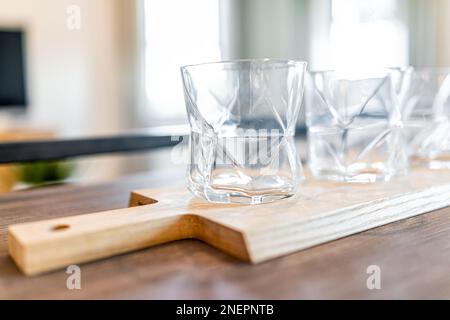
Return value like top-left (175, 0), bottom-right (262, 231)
top-left (400, 68), bottom-right (450, 169)
top-left (306, 70), bottom-right (408, 183)
top-left (181, 59), bottom-right (307, 204)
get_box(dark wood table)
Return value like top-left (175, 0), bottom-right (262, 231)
top-left (1, 167), bottom-right (450, 299)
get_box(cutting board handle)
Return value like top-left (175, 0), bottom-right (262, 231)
top-left (8, 199), bottom-right (196, 275)
top-left (8, 191), bottom-right (250, 276)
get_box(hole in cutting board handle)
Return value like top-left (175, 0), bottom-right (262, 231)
top-left (51, 224), bottom-right (70, 232)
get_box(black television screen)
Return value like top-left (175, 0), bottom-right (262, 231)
top-left (0, 30), bottom-right (27, 108)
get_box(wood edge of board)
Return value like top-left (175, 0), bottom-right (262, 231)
top-left (6, 191), bottom-right (250, 276)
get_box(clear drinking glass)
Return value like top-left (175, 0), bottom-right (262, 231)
top-left (400, 68), bottom-right (450, 169)
top-left (181, 59), bottom-right (307, 204)
top-left (306, 70), bottom-right (408, 182)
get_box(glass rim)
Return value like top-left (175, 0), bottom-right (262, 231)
top-left (308, 65), bottom-right (450, 76)
top-left (309, 67), bottom-right (397, 74)
top-left (180, 58), bottom-right (307, 71)
top-left (308, 68), bottom-right (397, 81)
top-left (410, 67), bottom-right (450, 75)
top-left (310, 67), bottom-right (404, 73)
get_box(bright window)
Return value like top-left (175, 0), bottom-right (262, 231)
top-left (330, 0), bottom-right (409, 70)
top-left (143, 0), bottom-right (222, 122)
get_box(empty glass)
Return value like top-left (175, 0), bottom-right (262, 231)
top-left (306, 70), bottom-right (408, 183)
top-left (400, 68), bottom-right (450, 169)
top-left (181, 59), bottom-right (307, 204)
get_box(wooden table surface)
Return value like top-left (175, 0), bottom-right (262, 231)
top-left (1, 167), bottom-right (450, 299)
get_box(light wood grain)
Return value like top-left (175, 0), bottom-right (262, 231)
top-left (7, 167), bottom-right (450, 276)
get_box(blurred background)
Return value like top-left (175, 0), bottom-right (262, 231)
top-left (0, 0), bottom-right (449, 191)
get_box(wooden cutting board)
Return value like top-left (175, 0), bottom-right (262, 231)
top-left (8, 168), bottom-right (450, 276)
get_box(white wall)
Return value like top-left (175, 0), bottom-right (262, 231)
top-left (223, 0), bottom-right (310, 60)
top-left (0, 0), bottom-right (142, 181)
top-left (0, 0), bottom-right (125, 136)
top-left (409, 0), bottom-right (450, 67)
top-left (435, 0), bottom-right (450, 67)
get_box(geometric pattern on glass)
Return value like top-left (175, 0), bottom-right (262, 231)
top-left (306, 70), bottom-right (408, 182)
top-left (400, 68), bottom-right (450, 169)
top-left (181, 59), bottom-right (307, 204)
